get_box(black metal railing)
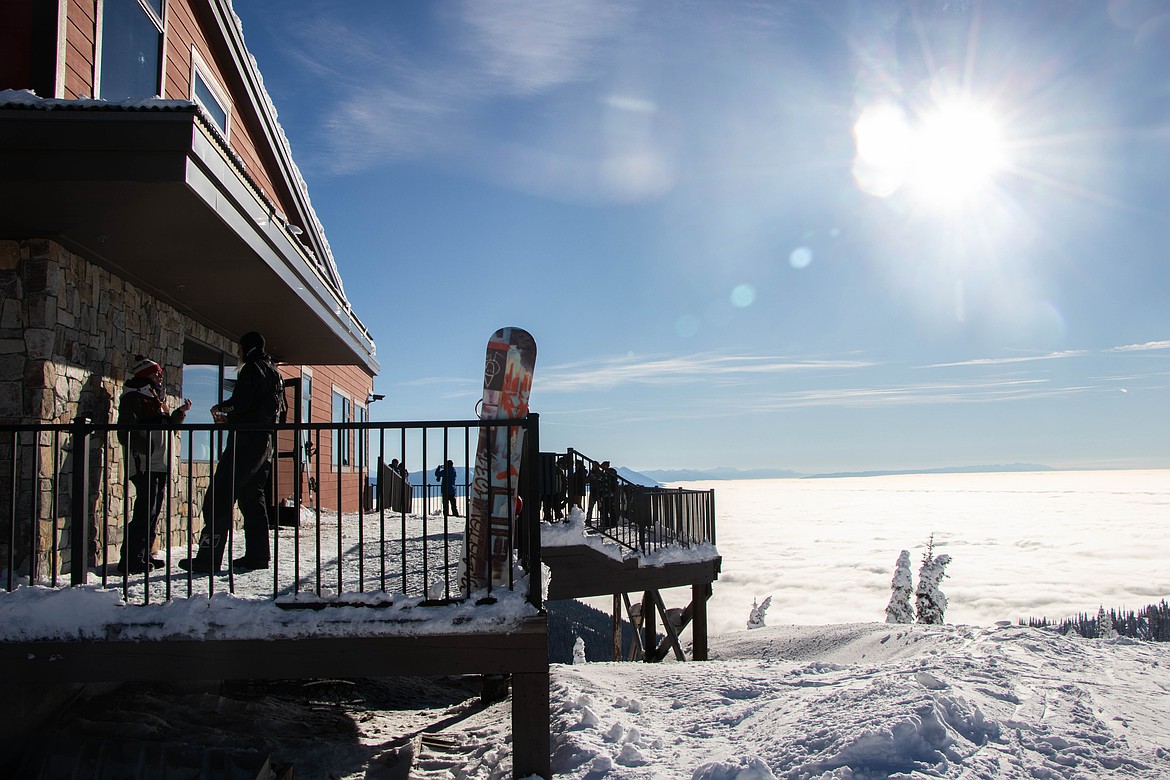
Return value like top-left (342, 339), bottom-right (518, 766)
top-left (540, 449), bottom-right (716, 556)
top-left (0, 414), bottom-right (542, 609)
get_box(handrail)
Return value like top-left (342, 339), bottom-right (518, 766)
top-left (0, 415), bottom-right (543, 610)
top-left (540, 449), bottom-right (716, 556)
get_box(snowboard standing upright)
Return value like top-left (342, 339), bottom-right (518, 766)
top-left (461, 327), bottom-right (537, 595)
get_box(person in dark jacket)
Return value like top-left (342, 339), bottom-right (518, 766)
top-left (115, 356), bottom-right (191, 573)
top-left (435, 459), bottom-right (459, 516)
top-left (568, 458), bottom-right (587, 514)
top-left (180, 331), bottom-right (283, 574)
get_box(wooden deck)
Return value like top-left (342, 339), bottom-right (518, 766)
top-left (0, 611), bottom-right (550, 778)
top-left (0, 618), bottom-right (549, 683)
top-left (543, 543), bottom-right (721, 601)
top-left (543, 542), bottom-right (721, 662)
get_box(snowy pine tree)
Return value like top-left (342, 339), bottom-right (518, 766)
top-left (885, 550), bottom-right (914, 623)
top-left (746, 596), bottom-right (772, 629)
top-left (915, 536), bottom-right (952, 625)
top-left (1097, 606), bottom-right (1117, 640)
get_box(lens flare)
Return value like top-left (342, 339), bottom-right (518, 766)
top-left (730, 284), bottom-right (756, 308)
top-left (789, 246), bottom-right (813, 269)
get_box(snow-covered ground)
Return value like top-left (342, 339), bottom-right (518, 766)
top-left (540, 623), bottom-right (1170, 779)
top-left (25, 621), bottom-right (1170, 779)
top-left (5, 471), bottom-right (1169, 777)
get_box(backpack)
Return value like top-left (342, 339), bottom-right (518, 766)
top-left (270, 363), bottom-right (288, 424)
top-left (254, 358), bottom-right (287, 424)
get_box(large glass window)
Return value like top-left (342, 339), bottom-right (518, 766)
top-left (100, 0), bottom-right (164, 100)
top-left (192, 62), bottom-right (229, 136)
top-left (332, 390), bottom-right (351, 468)
top-left (356, 403), bottom-right (368, 473)
top-left (180, 341), bottom-right (235, 461)
top-left (300, 369), bottom-right (313, 458)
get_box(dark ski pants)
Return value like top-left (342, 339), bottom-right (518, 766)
top-left (121, 471), bottom-right (167, 565)
top-left (196, 432), bottom-right (272, 568)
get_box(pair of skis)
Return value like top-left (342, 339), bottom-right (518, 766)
top-left (460, 327), bottom-right (537, 595)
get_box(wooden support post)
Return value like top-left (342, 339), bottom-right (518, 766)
top-left (651, 590), bottom-right (686, 662)
top-left (612, 593), bottom-right (622, 661)
top-left (623, 593), bottom-right (645, 662)
top-left (512, 671), bottom-right (551, 779)
top-left (641, 591), bottom-right (656, 662)
top-left (692, 582), bottom-right (711, 661)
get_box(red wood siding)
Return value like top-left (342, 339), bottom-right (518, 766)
top-left (276, 364), bottom-right (375, 514)
top-left (63, 0), bottom-right (95, 98)
top-left (174, 1), bottom-right (291, 221)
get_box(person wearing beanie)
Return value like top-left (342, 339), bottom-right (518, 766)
top-left (181, 330), bottom-right (284, 574)
top-left (115, 355), bottom-right (192, 574)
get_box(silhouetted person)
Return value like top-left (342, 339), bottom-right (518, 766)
top-left (180, 331), bottom-right (283, 573)
top-left (436, 459), bottom-right (459, 516)
top-left (115, 356), bottom-right (190, 573)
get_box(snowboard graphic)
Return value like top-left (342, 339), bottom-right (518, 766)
top-left (461, 327), bottom-right (537, 595)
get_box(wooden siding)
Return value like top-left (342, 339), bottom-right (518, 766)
top-left (162, 0), bottom-right (197, 100)
top-left (166, 0), bottom-right (288, 220)
top-left (43, 1), bottom-right (292, 220)
top-left (276, 363), bottom-right (375, 514)
top-left (63, 0), bottom-right (95, 98)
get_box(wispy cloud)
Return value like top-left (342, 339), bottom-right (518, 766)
top-left (539, 353), bottom-right (876, 392)
top-left (921, 350), bottom-right (1086, 369)
top-left (736, 378), bottom-right (1075, 412)
top-left (277, 2), bottom-right (630, 175)
top-left (1110, 340), bottom-right (1170, 352)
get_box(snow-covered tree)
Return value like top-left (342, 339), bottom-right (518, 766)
top-left (572, 635), bottom-right (587, 664)
top-left (915, 536), bottom-right (952, 625)
top-left (885, 550), bottom-right (914, 623)
top-left (1097, 606), bottom-right (1117, 640)
top-left (746, 596), bottom-right (772, 630)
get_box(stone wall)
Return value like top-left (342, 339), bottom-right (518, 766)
top-left (0, 239), bottom-right (237, 578)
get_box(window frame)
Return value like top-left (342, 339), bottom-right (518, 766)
top-left (190, 48), bottom-right (231, 139)
top-left (179, 339), bottom-right (236, 463)
top-left (95, 0), bottom-right (166, 101)
top-left (332, 387), bottom-right (352, 470)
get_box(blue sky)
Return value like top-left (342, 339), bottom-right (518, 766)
top-left (234, 0), bottom-right (1169, 473)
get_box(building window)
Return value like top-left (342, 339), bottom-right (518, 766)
top-left (99, 0), bottom-right (164, 100)
top-left (332, 390), bottom-right (351, 468)
top-left (355, 403), bottom-right (368, 473)
top-left (191, 53), bottom-right (230, 137)
top-left (180, 340), bottom-right (236, 461)
top-left (300, 368), bottom-right (313, 456)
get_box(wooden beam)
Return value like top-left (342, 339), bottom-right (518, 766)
top-left (0, 621), bottom-right (548, 683)
top-left (650, 590), bottom-right (686, 662)
top-left (612, 593), bottom-right (622, 662)
top-left (622, 592), bottom-right (645, 662)
top-left (543, 545), bottom-right (720, 601)
top-left (641, 591), bottom-right (655, 663)
top-left (512, 671), bottom-right (551, 779)
top-left (692, 582), bottom-right (711, 661)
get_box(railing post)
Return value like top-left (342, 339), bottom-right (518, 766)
top-left (69, 416), bottom-right (90, 586)
top-left (522, 413), bottom-right (542, 610)
top-left (709, 489), bottom-right (716, 545)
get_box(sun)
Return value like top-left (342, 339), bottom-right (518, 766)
top-left (853, 97), bottom-right (1007, 211)
top-left (911, 100), bottom-right (1006, 207)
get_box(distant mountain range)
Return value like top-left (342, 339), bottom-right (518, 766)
top-left (637, 466), bottom-right (802, 482)
top-left (383, 462), bottom-right (1057, 488)
top-left (638, 463), bottom-right (1055, 482)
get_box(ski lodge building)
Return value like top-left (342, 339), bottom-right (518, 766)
top-left (0, 0), bottom-right (378, 519)
top-left (0, 3), bottom-right (721, 777)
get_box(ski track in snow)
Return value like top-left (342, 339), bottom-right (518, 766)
top-left (407, 623), bottom-right (1170, 780)
top-left (13, 504), bottom-right (1170, 779)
